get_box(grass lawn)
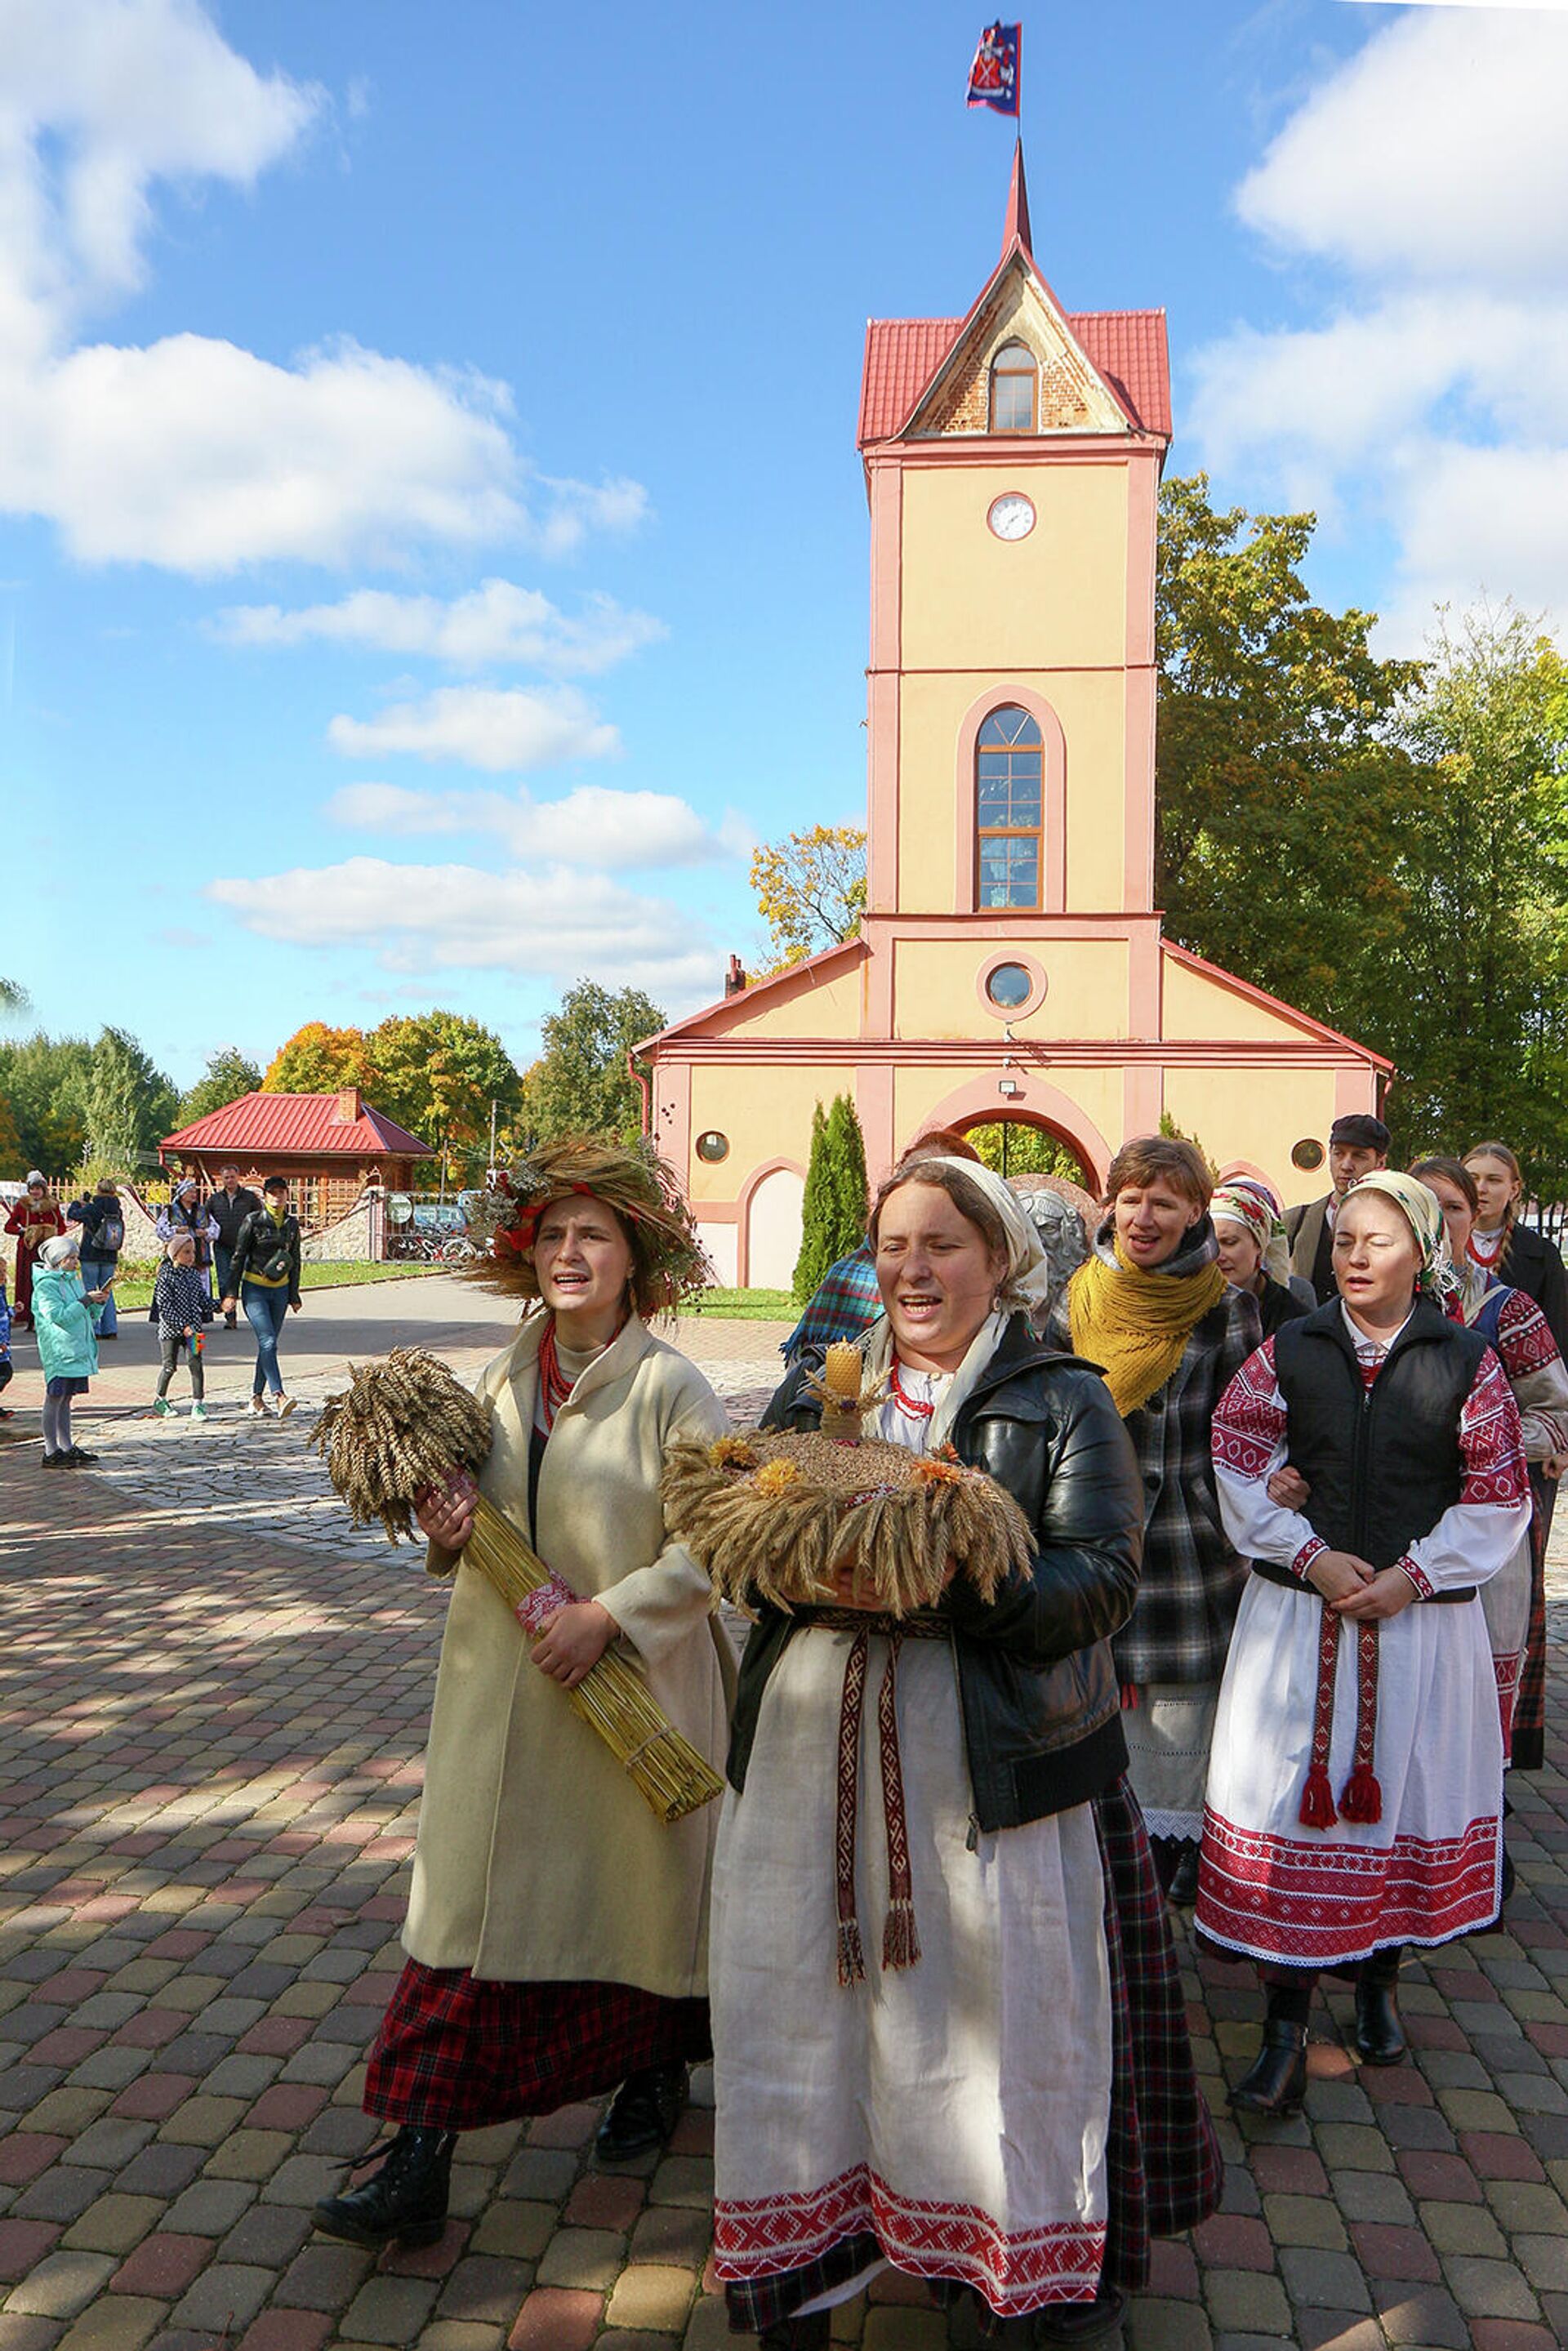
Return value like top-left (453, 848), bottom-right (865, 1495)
top-left (106, 1260), bottom-right (442, 1312)
top-left (688, 1287), bottom-right (795, 1321)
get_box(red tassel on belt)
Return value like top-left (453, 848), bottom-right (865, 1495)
top-left (1299, 1602), bottom-right (1382, 1830)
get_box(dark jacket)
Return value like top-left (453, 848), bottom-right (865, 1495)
top-left (1257, 1271), bottom-right (1312, 1338)
top-left (1492, 1222), bottom-right (1568, 1360)
top-left (1286, 1193), bottom-right (1339, 1304)
top-left (726, 1316), bottom-right (1145, 1837)
top-left (208, 1186), bottom-right (262, 1249)
top-left (229, 1206), bottom-right (303, 1306)
top-left (67, 1196), bottom-right (124, 1262)
top-left (1273, 1295), bottom-right (1489, 1570)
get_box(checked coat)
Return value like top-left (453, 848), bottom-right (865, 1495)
top-left (1048, 1235), bottom-right (1263, 1687)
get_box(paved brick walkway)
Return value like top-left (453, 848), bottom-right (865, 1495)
top-left (4, 1294), bottom-right (1568, 2349)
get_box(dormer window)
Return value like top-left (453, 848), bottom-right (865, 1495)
top-left (989, 341), bottom-right (1036, 433)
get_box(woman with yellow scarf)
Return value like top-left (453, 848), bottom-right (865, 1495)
top-left (1047, 1138), bottom-right (1263, 1905)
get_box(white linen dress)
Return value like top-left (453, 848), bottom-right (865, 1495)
top-left (1197, 1314), bottom-right (1530, 1966)
top-left (710, 1365), bottom-right (1114, 2318)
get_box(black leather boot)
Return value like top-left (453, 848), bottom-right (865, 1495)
top-left (1355, 1948), bottom-right (1407, 2067)
top-left (312, 2125), bottom-right (454, 2246)
top-left (1033, 2283), bottom-right (1128, 2343)
top-left (760, 2317), bottom-right (831, 2350)
top-left (1230, 2019), bottom-right (1308, 2117)
top-left (1166, 1839), bottom-right (1200, 1908)
top-left (595, 2059), bottom-right (688, 2162)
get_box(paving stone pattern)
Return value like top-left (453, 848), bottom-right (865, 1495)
top-left (5, 1289), bottom-right (1568, 2348)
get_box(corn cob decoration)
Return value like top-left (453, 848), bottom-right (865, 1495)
top-left (310, 1350), bottom-right (724, 1824)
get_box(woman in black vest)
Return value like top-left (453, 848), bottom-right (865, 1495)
top-left (1196, 1173), bottom-right (1530, 2116)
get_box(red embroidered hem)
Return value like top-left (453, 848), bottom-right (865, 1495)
top-left (713, 2163), bottom-right (1106, 2314)
top-left (1196, 1806), bottom-right (1501, 1965)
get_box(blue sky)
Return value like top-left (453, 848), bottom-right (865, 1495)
top-left (3, 0), bottom-right (1563, 1092)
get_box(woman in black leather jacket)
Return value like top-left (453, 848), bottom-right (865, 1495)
top-left (709, 1157), bottom-right (1219, 2351)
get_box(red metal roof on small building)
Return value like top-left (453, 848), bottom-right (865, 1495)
top-left (857, 309), bottom-right (1171, 447)
top-left (161, 1092), bottom-right (434, 1160)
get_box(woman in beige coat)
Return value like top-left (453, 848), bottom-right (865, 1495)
top-left (314, 1140), bottom-right (729, 2251)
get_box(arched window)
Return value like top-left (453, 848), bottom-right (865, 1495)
top-left (989, 340), bottom-right (1036, 433)
top-left (976, 706), bottom-right (1044, 908)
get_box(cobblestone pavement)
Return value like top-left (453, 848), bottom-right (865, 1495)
top-left (5, 1290), bottom-right (1568, 2349)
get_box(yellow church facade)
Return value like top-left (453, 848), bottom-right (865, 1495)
top-left (639, 158), bottom-right (1390, 1289)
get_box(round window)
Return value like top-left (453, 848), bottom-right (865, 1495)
top-left (1290, 1138), bottom-right (1326, 1172)
top-left (695, 1131), bottom-right (729, 1164)
top-left (984, 962), bottom-right (1034, 1011)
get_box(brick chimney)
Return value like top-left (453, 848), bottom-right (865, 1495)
top-left (724, 955), bottom-right (746, 998)
top-left (332, 1088), bottom-right (362, 1124)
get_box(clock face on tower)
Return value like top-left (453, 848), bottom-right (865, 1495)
top-left (987, 492), bottom-right (1036, 541)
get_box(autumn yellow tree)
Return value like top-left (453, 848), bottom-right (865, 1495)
top-left (262, 1023), bottom-right (373, 1095)
top-left (750, 825), bottom-right (866, 971)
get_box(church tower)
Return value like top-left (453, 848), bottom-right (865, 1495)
top-left (860, 145), bottom-right (1168, 926)
top-left (637, 156), bottom-right (1388, 1290)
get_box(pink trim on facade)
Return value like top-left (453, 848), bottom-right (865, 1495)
top-left (867, 460), bottom-right (903, 913)
top-left (734, 1156), bottom-right (808, 1289)
top-left (1160, 942), bottom-right (1395, 1070)
top-left (917, 1074), bottom-right (1114, 1193)
top-left (974, 949), bottom-right (1049, 1021)
top-left (953, 683), bottom-right (1068, 917)
top-left (854, 1061), bottom-right (896, 1180)
top-left (1121, 1064), bottom-right (1164, 1144)
top-left (1124, 452), bottom-right (1158, 670)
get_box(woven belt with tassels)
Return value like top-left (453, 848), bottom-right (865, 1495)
top-left (795, 1606), bottom-right (951, 1987)
top-left (1250, 1559), bottom-right (1476, 1830)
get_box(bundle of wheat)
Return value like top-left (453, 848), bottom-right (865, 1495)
top-left (310, 1351), bottom-right (724, 1824)
top-left (662, 1427), bottom-right (1036, 1618)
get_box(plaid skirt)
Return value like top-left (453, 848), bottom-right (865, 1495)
top-left (724, 1775), bottom-right (1222, 2335)
top-left (1514, 1469), bottom-right (1555, 1774)
top-left (363, 1961), bottom-right (710, 2131)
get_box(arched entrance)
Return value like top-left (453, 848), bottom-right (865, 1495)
top-left (956, 1114), bottom-right (1094, 1187)
top-left (909, 1077), bottom-right (1112, 1196)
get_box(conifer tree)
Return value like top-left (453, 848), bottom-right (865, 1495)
top-left (791, 1102), bottom-right (832, 1305)
top-left (791, 1094), bottom-right (869, 1305)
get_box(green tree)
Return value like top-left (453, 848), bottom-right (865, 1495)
top-left (1378, 604), bottom-right (1568, 1177)
top-left (791, 1093), bottom-right (868, 1304)
top-left (751, 825), bottom-right (867, 972)
top-left (262, 1022), bottom-right (373, 1094)
top-left (82, 1027), bottom-right (179, 1169)
top-left (966, 1123), bottom-right (1088, 1183)
top-left (0, 1033), bottom-right (94, 1174)
top-left (0, 978), bottom-right (29, 1018)
top-left (1155, 474), bottom-right (1427, 1044)
top-left (176, 1048), bottom-right (263, 1128)
top-left (368, 1011), bottom-right (521, 1178)
top-left (527, 982), bottom-right (667, 1144)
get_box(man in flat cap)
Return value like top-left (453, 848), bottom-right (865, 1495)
top-left (1285, 1113), bottom-right (1391, 1303)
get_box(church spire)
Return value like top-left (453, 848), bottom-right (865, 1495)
top-left (1002, 139), bottom-right (1031, 260)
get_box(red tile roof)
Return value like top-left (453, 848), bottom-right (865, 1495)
top-left (160, 1092), bottom-right (434, 1160)
top-left (857, 308), bottom-right (1171, 446)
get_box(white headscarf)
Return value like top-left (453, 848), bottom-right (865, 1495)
top-left (40, 1232), bottom-right (79, 1270)
top-left (915, 1155), bottom-right (1055, 1315)
top-left (859, 1155), bottom-right (1055, 1451)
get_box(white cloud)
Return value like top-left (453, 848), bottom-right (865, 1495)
top-left (1191, 9), bottom-right (1568, 648)
top-left (207, 855), bottom-right (720, 998)
top-left (0, 1), bottom-right (648, 573)
top-left (1237, 11), bottom-right (1568, 285)
top-left (325, 778), bottom-right (742, 868)
top-left (326, 685), bottom-right (619, 772)
top-left (0, 337), bottom-right (525, 571)
top-left (213, 578), bottom-right (665, 673)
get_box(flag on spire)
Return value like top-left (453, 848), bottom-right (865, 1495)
top-left (967, 22), bottom-right (1021, 117)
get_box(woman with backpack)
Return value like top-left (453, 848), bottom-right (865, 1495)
top-left (69, 1179), bottom-right (126, 1338)
top-left (221, 1176), bottom-right (304, 1418)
